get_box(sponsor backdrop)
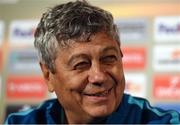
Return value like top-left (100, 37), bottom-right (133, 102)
top-left (0, 0), bottom-right (179, 123)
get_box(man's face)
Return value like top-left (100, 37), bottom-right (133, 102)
top-left (42, 32), bottom-right (125, 122)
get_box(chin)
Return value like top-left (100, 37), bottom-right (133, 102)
top-left (86, 104), bottom-right (115, 118)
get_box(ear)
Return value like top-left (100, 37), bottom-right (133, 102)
top-left (40, 62), bottom-right (54, 92)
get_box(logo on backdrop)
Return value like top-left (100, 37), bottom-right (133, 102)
top-left (122, 47), bottom-right (146, 70)
top-left (125, 73), bottom-right (147, 98)
top-left (153, 45), bottom-right (180, 71)
top-left (6, 76), bottom-right (47, 100)
top-left (9, 20), bottom-right (38, 47)
top-left (154, 16), bottom-right (180, 42)
top-left (153, 75), bottom-right (180, 100)
top-left (0, 21), bottom-right (5, 46)
top-left (115, 18), bottom-right (148, 42)
top-left (8, 49), bottom-right (41, 75)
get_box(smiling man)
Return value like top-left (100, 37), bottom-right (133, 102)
top-left (5, 0), bottom-right (180, 124)
top-left (45, 32), bottom-right (125, 123)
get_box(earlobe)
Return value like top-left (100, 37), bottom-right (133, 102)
top-left (40, 62), bottom-right (55, 92)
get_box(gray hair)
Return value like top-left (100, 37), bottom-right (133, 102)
top-left (34, 0), bottom-right (120, 73)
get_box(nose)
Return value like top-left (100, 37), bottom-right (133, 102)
top-left (88, 63), bottom-right (107, 85)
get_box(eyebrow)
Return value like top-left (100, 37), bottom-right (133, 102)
top-left (102, 46), bottom-right (123, 57)
top-left (101, 46), bottom-right (119, 54)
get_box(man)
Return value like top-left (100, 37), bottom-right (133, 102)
top-left (5, 0), bottom-right (180, 124)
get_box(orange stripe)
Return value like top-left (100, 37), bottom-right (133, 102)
top-left (102, 3), bottom-right (180, 17)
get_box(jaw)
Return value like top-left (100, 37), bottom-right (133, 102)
top-left (61, 76), bottom-right (125, 123)
top-left (62, 87), bottom-right (122, 124)
top-left (80, 86), bottom-right (119, 118)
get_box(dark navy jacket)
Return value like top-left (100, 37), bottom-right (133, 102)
top-left (5, 94), bottom-right (180, 124)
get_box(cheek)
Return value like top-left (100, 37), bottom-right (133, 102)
top-left (112, 62), bottom-right (124, 80)
top-left (67, 73), bottom-right (88, 92)
top-left (54, 73), bottom-right (88, 101)
top-left (111, 63), bottom-right (125, 97)
top-left (114, 75), bottom-right (125, 108)
top-left (116, 75), bottom-right (125, 93)
top-left (54, 80), bottom-right (83, 110)
top-left (57, 72), bottom-right (87, 90)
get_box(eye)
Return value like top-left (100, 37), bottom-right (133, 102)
top-left (101, 55), bottom-right (117, 64)
top-left (74, 61), bottom-right (90, 70)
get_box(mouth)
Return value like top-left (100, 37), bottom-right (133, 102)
top-left (83, 86), bottom-right (114, 97)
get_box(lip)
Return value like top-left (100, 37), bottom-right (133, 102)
top-left (83, 86), bottom-right (113, 96)
top-left (82, 86), bottom-right (114, 102)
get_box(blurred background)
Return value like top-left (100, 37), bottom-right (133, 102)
top-left (0, 0), bottom-right (180, 123)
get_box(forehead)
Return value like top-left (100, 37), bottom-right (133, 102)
top-left (63, 32), bottom-right (119, 52)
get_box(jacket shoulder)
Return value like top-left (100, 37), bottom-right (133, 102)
top-left (123, 94), bottom-right (180, 124)
top-left (4, 99), bottom-right (57, 124)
